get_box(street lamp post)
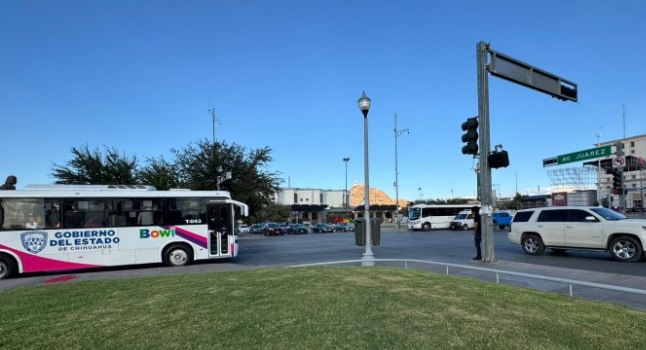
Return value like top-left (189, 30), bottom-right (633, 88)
top-left (394, 113), bottom-right (409, 231)
top-left (358, 91), bottom-right (374, 265)
top-left (343, 157), bottom-right (350, 212)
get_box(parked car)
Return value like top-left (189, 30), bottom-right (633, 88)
top-left (279, 224), bottom-right (289, 234)
top-left (334, 223), bottom-right (354, 232)
top-left (311, 223), bottom-right (334, 233)
top-left (237, 224), bottom-right (250, 234)
top-left (287, 224), bottom-right (308, 234)
top-left (492, 211), bottom-right (513, 229)
top-left (262, 223), bottom-right (284, 236)
top-left (249, 224), bottom-right (263, 234)
top-left (508, 206), bottom-right (646, 262)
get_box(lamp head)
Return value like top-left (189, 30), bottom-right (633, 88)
top-left (358, 91), bottom-right (371, 118)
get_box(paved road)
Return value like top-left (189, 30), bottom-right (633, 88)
top-left (2, 228), bottom-right (646, 310)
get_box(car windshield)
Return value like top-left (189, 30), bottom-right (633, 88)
top-left (267, 223), bottom-right (279, 228)
top-left (454, 214), bottom-right (468, 220)
top-left (590, 207), bottom-right (627, 221)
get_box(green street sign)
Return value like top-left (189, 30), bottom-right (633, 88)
top-left (543, 145), bottom-right (612, 167)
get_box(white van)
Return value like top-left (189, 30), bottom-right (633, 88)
top-left (449, 210), bottom-right (474, 230)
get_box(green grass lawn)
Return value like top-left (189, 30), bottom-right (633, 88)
top-left (1, 266), bottom-right (645, 350)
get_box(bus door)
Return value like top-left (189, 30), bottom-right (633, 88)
top-left (207, 203), bottom-right (232, 256)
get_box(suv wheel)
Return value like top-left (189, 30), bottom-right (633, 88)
top-left (521, 234), bottom-right (545, 255)
top-left (462, 224), bottom-right (469, 230)
top-left (609, 236), bottom-right (643, 263)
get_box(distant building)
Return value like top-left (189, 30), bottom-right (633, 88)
top-left (273, 188), bottom-right (347, 208)
top-left (271, 187), bottom-right (400, 224)
top-left (584, 133), bottom-right (646, 210)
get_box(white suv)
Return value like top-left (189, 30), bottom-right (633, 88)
top-left (508, 206), bottom-right (646, 263)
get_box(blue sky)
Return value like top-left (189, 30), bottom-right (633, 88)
top-left (1, 0), bottom-right (645, 202)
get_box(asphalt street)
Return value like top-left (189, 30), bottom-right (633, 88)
top-left (2, 227), bottom-right (645, 311)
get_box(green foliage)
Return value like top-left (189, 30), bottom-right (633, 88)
top-left (50, 139), bottom-right (282, 217)
top-left (170, 140), bottom-right (281, 217)
top-left (254, 203), bottom-right (291, 223)
top-left (136, 156), bottom-right (179, 191)
top-left (51, 145), bottom-right (138, 185)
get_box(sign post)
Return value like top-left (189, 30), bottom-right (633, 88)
top-left (476, 41), bottom-right (577, 264)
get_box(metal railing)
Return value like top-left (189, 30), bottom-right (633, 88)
top-left (292, 258), bottom-right (646, 299)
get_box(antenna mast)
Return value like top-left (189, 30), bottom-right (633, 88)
top-left (208, 108), bottom-right (221, 143)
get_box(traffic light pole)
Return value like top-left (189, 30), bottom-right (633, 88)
top-left (615, 142), bottom-right (626, 213)
top-left (470, 41), bottom-right (577, 263)
top-left (477, 42), bottom-right (495, 263)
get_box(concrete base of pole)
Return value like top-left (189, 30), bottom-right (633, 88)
top-left (361, 253), bottom-right (375, 267)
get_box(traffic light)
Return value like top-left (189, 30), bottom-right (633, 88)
top-left (489, 150), bottom-right (510, 169)
top-left (611, 168), bottom-right (623, 190)
top-left (461, 117), bottom-right (479, 156)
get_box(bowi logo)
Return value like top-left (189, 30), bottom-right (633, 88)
top-left (140, 228), bottom-right (176, 239)
top-left (21, 231), bottom-right (48, 254)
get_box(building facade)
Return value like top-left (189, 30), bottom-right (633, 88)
top-left (592, 133), bottom-right (646, 210)
top-left (272, 187), bottom-right (398, 224)
top-left (274, 188), bottom-right (347, 208)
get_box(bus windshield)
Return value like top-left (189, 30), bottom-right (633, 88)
top-left (408, 208), bottom-right (421, 220)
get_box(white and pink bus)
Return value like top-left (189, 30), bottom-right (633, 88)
top-left (0, 184), bottom-right (248, 279)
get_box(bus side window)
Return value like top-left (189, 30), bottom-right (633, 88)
top-left (63, 202), bottom-right (83, 229)
top-left (1, 199), bottom-right (45, 230)
top-left (45, 201), bottom-right (61, 229)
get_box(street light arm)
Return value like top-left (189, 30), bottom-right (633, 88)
top-left (395, 128), bottom-right (410, 137)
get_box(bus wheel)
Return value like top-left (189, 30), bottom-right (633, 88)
top-left (163, 245), bottom-right (193, 267)
top-left (0, 255), bottom-right (17, 279)
top-left (422, 223), bottom-right (431, 231)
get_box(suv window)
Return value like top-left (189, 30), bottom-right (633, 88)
top-left (537, 209), bottom-right (567, 222)
top-left (512, 211), bottom-right (533, 222)
top-left (567, 209), bottom-right (594, 222)
top-left (590, 207), bottom-right (626, 221)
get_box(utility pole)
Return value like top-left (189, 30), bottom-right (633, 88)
top-left (476, 42), bottom-right (494, 263)
top-left (209, 108), bottom-right (221, 143)
top-left (394, 113), bottom-right (409, 231)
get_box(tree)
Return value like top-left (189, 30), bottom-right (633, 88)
top-left (136, 156), bottom-right (179, 191)
top-left (254, 203), bottom-right (291, 224)
top-left (169, 139), bottom-right (282, 217)
top-left (51, 145), bottom-right (137, 184)
top-left (51, 139), bottom-right (283, 218)
top-left (512, 192), bottom-right (523, 210)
